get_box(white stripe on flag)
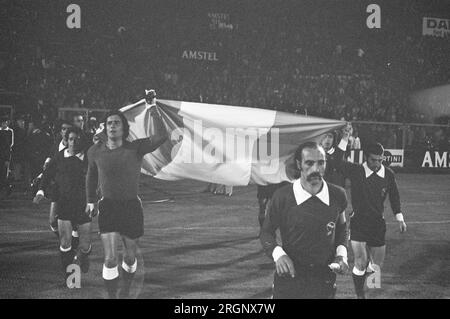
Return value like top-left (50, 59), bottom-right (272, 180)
top-left (154, 100), bottom-right (276, 185)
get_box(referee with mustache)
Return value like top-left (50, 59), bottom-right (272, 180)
top-left (260, 141), bottom-right (349, 298)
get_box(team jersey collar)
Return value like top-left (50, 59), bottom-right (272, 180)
top-left (293, 178), bottom-right (330, 206)
top-left (58, 140), bottom-right (67, 151)
top-left (64, 149), bottom-right (85, 161)
top-left (363, 162), bottom-right (385, 178)
top-left (327, 147), bottom-right (335, 155)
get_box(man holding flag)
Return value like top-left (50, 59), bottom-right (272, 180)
top-left (85, 90), bottom-right (167, 298)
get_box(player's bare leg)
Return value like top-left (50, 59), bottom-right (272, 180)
top-left (119, 235), bottom-right (139, 299)
top-left (366, 245), bottom-right (386, 289)
top-left (58, 220), bottom-right (74, 279)
top-left (368, 245), bottom-right (385, 268)
top-left (101, 232), bottom-right (120, 298)
top-left (49, 202), bottom-right (58, 237)
top-left (351, 240), bottom-right (368, 299)
top-left (76, 222), bottom-right (92, 273)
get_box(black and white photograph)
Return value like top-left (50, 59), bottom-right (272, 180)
top-left (0, 0), bottom-right (449, 304)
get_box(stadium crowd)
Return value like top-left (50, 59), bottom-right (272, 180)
top-left (1, 0), bottom-right (449, 193)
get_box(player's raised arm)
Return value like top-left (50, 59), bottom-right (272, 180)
top-left (135, 90), bottom-right (168, 156)
top-left (334, 148), bottom-right (358, 179)
top-left (135, 104), bottom-right (168, 156)
top-left (335, 123), bottom-right (352, 156)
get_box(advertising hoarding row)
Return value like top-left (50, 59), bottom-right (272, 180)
top-left (348, 149), bottom-right (450, 169)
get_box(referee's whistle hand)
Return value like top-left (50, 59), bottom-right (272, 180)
top-left (276, 255), bottom-right (296, 278)
top-left (33, 194), bottom-right (44, 204)
top-left (331, 256), bottom-right (349, 275)
top-left (85, 203), bottom-right (97, 218)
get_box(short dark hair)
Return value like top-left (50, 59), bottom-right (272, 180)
top-left (365, 142), bottom-right (384, 156)
top-left (323, 131), bottom-right (336, 141)
top-left (294, 141), bottom-right (322, 162)
top-left (102, 110), bottom-right (130, 139)
top-left (64, 126), bottom-right (82, 141)
top-left (59, 120), bottom-right (72, 130)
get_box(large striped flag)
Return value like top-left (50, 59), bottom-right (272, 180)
top-left (120, 99), bottom-right (345, 186)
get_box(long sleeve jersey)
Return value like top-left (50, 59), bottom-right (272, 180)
top-left (40, 149), bottom-right (87, 201)
top-left (86, 138), bottom-right (159, 202)
top-left (338, 161), bottom-right (401, 221)
top-left (260, 181), bottom-right (348, 266)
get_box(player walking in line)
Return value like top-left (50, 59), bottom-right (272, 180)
top-left (41, 121), bottom-right (73, 239)
top-left (260, 142), bottom-right (349, 298)
top-left (85, 90), bottom-right (167, 299)
top-left (336, 142), bottom-right (407, 299)
top-left (34, 127), bottom-right (92, 284)
top-left (319, 123), bottom-right (352, 187)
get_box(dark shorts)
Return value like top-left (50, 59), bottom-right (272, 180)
top-left (57, 198), bottom-right (91, 226)
top-left (273, 264), bottom-right (336, 299)
top-left (98, 197), bottom-right (144, 240)
top-left (350, 214), bottom-right (386, 247)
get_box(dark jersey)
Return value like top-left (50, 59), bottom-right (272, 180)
top-left (86, 138), bottom-right (160, 202)
top-left (339, 162), bottom-right (401, 222)
top-left (260, 182), bottom-right (348, 266)
top-left (40, 150), bottom-right (87, 202)
top-left (324, 146), bottom-right (346, 187)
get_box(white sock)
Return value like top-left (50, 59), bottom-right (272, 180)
top-left (102, 265), bottom-right (119, 280)
top-left (353, 266), bottom-right (366, 276)
top-left (122, 259), bottom-right (137, 274)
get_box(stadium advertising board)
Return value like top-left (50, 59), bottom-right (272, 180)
top-left (422, 17), bottom-right (450, 38)
top-left (421, 150), bottom-right (450, 168)
top-left (182, 50), bottom-right (219, 62)
top-left (347, 149), bottom-right (404, 167)
top-left (208, 12), bottom-right (233, 31)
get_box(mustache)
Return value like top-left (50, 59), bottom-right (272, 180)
top-left (306, 172), bottom-right (322, 181)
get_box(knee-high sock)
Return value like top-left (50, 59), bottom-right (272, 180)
top-left (60, 246), bottom-right (74, 273)
top-left (103, 265), bottom-right (119, 299)
top-left (119, 259), bottom-right (137, 298)
top-left (352, 267), bottom-right (366, 298)
top-left (71, 231), bottom-right (79, 250)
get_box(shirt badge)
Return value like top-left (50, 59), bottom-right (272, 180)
top-left (326, 221), bottom-right (335, 236)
